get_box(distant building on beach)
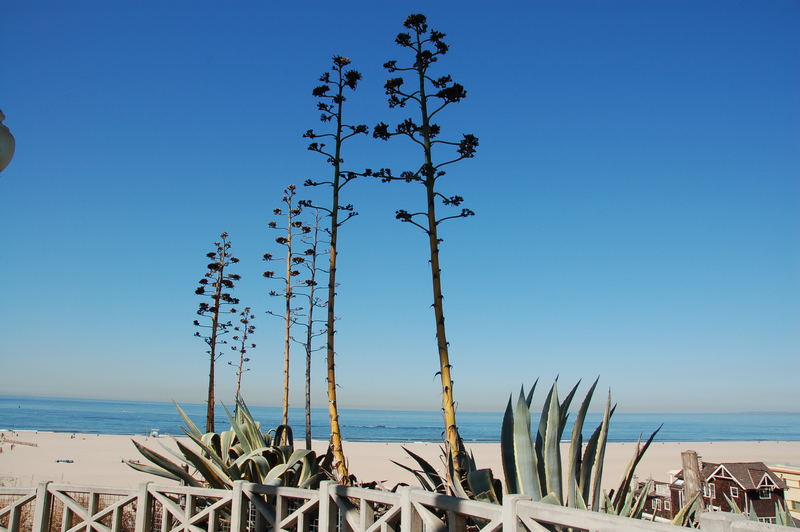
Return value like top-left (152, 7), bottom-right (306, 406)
top-left (639, 461), bottom-right (788, 524)
top-left (768, 463), bottom-right (800, 522)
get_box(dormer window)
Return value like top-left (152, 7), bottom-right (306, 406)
top-left (759, 487), bottom-right (771, 499)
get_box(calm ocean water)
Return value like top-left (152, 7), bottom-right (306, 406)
top-left (1, 395), bottom-right (798, 442)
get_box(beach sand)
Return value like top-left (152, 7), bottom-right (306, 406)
top-left (2, 430), bottom-right (798, 491)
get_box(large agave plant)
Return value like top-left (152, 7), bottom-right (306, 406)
top-left (126, 397), bottom-right (332, 489)
top-left (501, 378), bottom-right (661, 518)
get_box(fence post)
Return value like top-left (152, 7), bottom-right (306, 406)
top-left (316, 481), bottom-right (335, 532)
top-left (134, 482), bottom-right (152, 532)
top-left (398, 486), bottom-right (421, 532)
top-left (502, 494), bottom-right (532, 532)
top-left (31, 482), bottom-right (51, 532)
top-left (229, 481), bottom-right (246, 532)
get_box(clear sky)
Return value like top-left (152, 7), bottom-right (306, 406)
top-left (1, 1), bottom-right (798, 414)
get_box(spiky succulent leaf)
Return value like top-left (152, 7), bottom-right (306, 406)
top-left (611, 424), bottom-right (663, 513)
top-left (467, 469), bottom-right (501, 504)
top-left (129, 440), bottom-right (201, 486)
top-left (501, 396), bottom-right (518, 493)
top-left (125, 461), bottom-right (184, 483)
top-left (175, 440), bottom-right (231, 489)
top-left (558, 380), bottom-right (581, 441)
top-left (567, 377), bottom-right (598, 508)
top-left (590, 392), bottom-right (613, 511)
top-left (173, 401), bottom-right (203, 439)
top-left (543, 383), bottom-right (562, 503)
top-left (392, 460), bottom-right (437, 492)
top-left (401, 447), bottom-right (446, 492)
top-left (513, 390), bottom-right (540, 498)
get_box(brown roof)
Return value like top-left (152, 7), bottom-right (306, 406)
top-left (675, 462), bottom-right (787, 490)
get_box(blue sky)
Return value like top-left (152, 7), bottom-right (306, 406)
top-left (1, 1), bottom-right (798, 414)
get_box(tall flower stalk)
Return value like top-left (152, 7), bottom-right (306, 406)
top-left (229, 307), bottom-right (256, 406)
top-left (194, 233), bottom-right (240, 433)
top-left (264, 186), bottom-right (310, 431)
top-left (373, 14), bottom-right (478, 475)
top-left (296, 205), bottom-right (328, 450)
top-left (302, 56), bottom-right (367, 481)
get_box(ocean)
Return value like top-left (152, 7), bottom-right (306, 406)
top-left (1, 395), bottom-right (798, 442)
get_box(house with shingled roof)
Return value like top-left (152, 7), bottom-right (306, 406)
top-left (670, 461), bottom-right (788, 523)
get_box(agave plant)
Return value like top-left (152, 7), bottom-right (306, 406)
top-left (502, 378), bottom-right (661, 518)
top-left (723, 494), bottom-right (797, 528)
top-left (392, 436), bottom-right (503, 504)
top-left (396, 378), bottom-right (660, 519)
top-left (126, 397), bottom-right (332, 489)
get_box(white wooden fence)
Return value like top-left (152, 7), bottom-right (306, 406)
top-left (0, 481), bottom-right (794, 532)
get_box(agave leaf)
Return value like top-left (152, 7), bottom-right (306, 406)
top-left (181, 428), bottom-right (231, 473)
top-left (540, 492), bottom-right (561, 505)
top-left (274, 425), bottom-right (294, 448)
top-left (247, 454), bottom-right (271, 483)
top-left (724, 493), bottom-right (742, 514)
top-left (125, 460), bottom-right (183, 482)
top-left (157, 440), bottom-right (188, 463)
top-left (446, 449), bottom-right (470, 499)
top-left (513, 390), bottom-right (540, 498)
top-left (501, 395), bottom-right (518, 494)
top-left (130, 439), bottom-right (201, 486)
top-left (223, 404), bottom-right (256, 455)
top-left (401, 447), bottom-right (445, 492)
top-left (299, 472), bottom-right (325, 489)
top-left (617, 484), bottom-right (635, 516)
top-left (525, 379), bottom-right (539, 408)
top-left (285, 448), bottom-right (313, 467)
top-left (558, 380), bottom-right (581, 441)
top-left (590, 392), bottom-right (613, 511)
top-left (392, 460), bottom-right (436, 493)
top-left (175, 440), bottom-right (231, 489)
top-left (775, 501), bottom-right (797, 527)
top-left (567, 377), bottom-right (598, 508)
top-left (264, 462), bottom-right (293, 483)
top-left (611, 424), bottom-right (662, 513)
top-left (579, 419), bottom-right (601, 504)
top-left (231, 446), bottom-right (276, 469)
top-left (221, 429), bottom-right (236, 458)
top-left (628, 479), bottom-right (653, 519)
top-left (201, 432), bottom-right (222, 458)
top-left (173, 401), bottom-right (203, 440)
top-left (671, 492), bottom-right (700, 527)
top-left (574, 489), bottom-right (587, 511)
top-left (543, 383), bottom-right (562, 504)
top-left (579, 403), bottom-right (617, 505)
top-left (535, 381), bottom-right (557, 491)
top-left (467, 469), bottom-right (501, 504)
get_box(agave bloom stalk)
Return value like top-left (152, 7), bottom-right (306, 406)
top-left (194, 232), bottom-right (240, 433)
top-left (295, 204), bottom-right (328, 450)
top-left (264, 185), bottom-right (310, 431)
top-left (302, 55), bottom-right (367, 481)
top-left (229, 307), bottom-right (255, 406)
top-left (372, 14), bottom-right (478, 475)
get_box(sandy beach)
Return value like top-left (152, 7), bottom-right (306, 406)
top-left (1, 430), bottom-right (798, 491)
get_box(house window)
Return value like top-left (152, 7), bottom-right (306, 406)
top-left (651, 499), bottom-right (662, 510)
top-left (757, 517), bottom-right (776, 524)
top-left (759, 487), bottom-right (771, 499)
top-left (664, 500), bottom-right (672, 511)
top-left (703, 484), bottom-right (716, 499)
top-left (730, 487), bottom-right (739, 498)
top-left (790, 500), bottom-right (800, 511)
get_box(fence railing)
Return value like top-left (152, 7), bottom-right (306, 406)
top-left (0, 481), bottom-right (794, 532)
